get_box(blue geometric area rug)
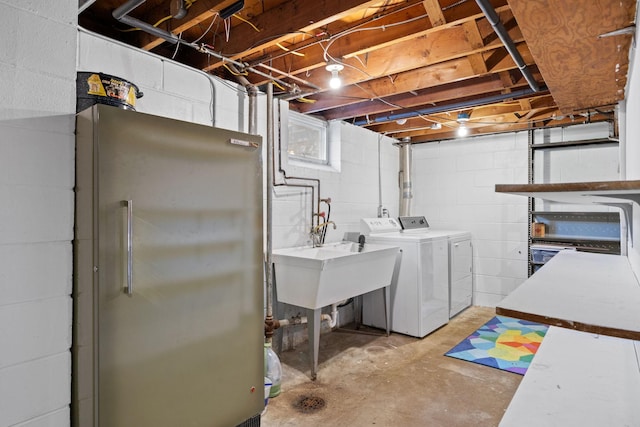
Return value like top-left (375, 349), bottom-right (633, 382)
top-left (444, 315), bottom-right (549, 375)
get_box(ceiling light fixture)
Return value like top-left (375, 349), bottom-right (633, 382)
top-left (456, 112), bottom-right (470, 137)
top-left (457, 112), bottom-right (470, 122)
top-left (326, 63), bottom-right (344, 89)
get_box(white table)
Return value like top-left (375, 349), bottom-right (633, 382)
top-left (500, 326), bottom-right (640, 427)
top-left (497, 250), bottom-right (640, 340)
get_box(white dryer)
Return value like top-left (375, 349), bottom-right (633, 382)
top-left (360, 217), bottom-right (471, 338)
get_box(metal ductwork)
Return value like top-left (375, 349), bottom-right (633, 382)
top-left (398, 138), bottom-right (413, 217)
top-left (475, 0), bottom-right (540, 93)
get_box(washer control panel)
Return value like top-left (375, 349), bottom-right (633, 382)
top-left (360, 217), bottom-right (402, 235)
top-left (398, 216), bottom-right (430, 230)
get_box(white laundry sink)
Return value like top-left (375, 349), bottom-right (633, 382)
top-left (272, 241), bottom-right (400, 310)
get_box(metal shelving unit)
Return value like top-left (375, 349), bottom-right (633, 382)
top-left (526, 131), bottom-right (621, 276)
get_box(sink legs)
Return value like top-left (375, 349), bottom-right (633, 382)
top-left (307, 285), bottom-right (391, 380)
top-left (308, 308), bottom-right (321, 380)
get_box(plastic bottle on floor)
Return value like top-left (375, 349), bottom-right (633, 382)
top-left (264, 342), bottom-right (282, 397)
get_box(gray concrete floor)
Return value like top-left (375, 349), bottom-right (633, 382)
top-left (261, 306), bottom-right (521, 426)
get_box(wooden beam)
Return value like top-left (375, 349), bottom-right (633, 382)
top-left (199, 0), bottom-right (385, 70)
top-left (423, 0), bottom-right (446, 26)
top-left (294, 43), bottom-right (536, 118)
top-left (204, 2), bottom-right (512, 75)
top-left (258, 21), bottom-right (526, 95)
top-left (311, 75), bottom-right (512, 120)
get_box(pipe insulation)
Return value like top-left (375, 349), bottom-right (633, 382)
top-left (475, 0), bottom-right (540, 93)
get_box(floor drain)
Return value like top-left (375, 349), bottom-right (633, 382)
top-left (294, 395), bottom-right (326, 413)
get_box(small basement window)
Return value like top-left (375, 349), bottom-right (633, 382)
top-left (287, 112), bottom-right (328, 164)
top-left (280, 103), bottom-right (340, 172)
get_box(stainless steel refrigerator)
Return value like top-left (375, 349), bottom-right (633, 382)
top-left (73, 105), bottom-right (264, 427)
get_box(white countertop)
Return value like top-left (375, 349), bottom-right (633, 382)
top-left (500, 326), bottom-right (640, 427)
top-left (497, 250), bottom-right (640, 339)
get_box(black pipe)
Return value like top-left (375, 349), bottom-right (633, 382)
top-left (475, 0), bottom-right (540, 93)
top-left (353, 87), bottom-right (539, 126)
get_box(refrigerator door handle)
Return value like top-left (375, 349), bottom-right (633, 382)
top-left (123, 199), bottom-right (134, 296)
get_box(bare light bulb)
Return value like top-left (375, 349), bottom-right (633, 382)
top-left (326, 63), bottom-right (344, 90)
top-left (457, 124), bottom-right (469, 137)
top-left (329, 71), bottom-right (342, 89)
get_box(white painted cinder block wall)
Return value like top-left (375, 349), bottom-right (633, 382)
top-left (411, 122), bottom-right (620, 307)
top-left (0, 1), bottom-right (77, 426)
top-left (412, 132), bottom-right (530, 306)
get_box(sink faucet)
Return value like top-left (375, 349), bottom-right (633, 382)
top-left (310, 221), bottom-right (336, 247)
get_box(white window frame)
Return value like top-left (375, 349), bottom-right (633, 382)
top-left (288, 112), bottom-right (329, 165)
top-left (280, 104), bottom-right (340, 172)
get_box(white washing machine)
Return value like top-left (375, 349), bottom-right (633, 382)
top-left (360, 217), bottom-right (472, 338)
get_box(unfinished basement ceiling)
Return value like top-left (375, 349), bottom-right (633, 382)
top-left (79, 0), bottom-right (637, 142)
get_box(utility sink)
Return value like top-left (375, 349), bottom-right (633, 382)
top-left (272, 241), bottom-right (400, 380)
top-left (272, 241), bottom-right (400, 310)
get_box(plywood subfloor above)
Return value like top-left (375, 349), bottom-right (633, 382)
top-left (508, 0), bottom-right (637, 114)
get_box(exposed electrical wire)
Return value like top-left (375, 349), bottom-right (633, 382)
top-left (118, 0), bottom-right (199, 33)
top-left (233, 13), bottom-right (261, 32)
top-left (223, 17), bottom-right (231, 42)
top-left (191, 12), bottom-right (218, 44)
top-left (171, 32), bottom-right (183, 59)
top-left (223, 63), bottom-right (248, 76)
top-left (271, 80), bottom-right (286, 91)
top-left (295, 97), bottom-right (317, 103)
top-left (276, 42), bottom-right (305, 56)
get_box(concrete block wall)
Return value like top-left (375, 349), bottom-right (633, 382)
top-left (0, 1), bottom-right (77, 426)
top-left (411, 132), bottom-right (530, 307)
top-left (272, 122), bottom-right (399, 249)
top-left (412, 122), bottom-right (625, 307)
top-left (271, 122), bottom-right (399, 348)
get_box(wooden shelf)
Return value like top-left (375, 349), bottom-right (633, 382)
top-left (497, 180), bottom-right (640, 246)
top-left (495, 180), bottom-right (640, 204)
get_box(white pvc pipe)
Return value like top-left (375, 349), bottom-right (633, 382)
top-left (277, 304), bottom-right (339, 329)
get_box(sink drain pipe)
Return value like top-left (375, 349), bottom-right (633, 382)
top-left (274, 304), bottom-right (339, 329)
